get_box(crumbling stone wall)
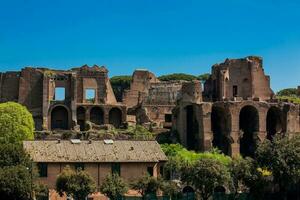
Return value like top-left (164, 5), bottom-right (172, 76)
top-left (123, 70), bottom-right (185, 127)
top-left (204, 56), bottom-right (274, 101)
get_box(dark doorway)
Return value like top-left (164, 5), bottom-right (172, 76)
top-left (186, 105), bottom-right (199, 151)
top-left (76, 107), bottom-right (86, 131)
top-left (109, 108), bottom-right (122, 128)
top-left (211, 106), bottom-right (232, 155)
top-left (267, 107), bottom-right (284, 140)
top-left (239, 105), bottom-right (259, 157)
top-left (51, 106), bottom-right (69, 130)
top-left (90, 107), bottom-right (104, 125)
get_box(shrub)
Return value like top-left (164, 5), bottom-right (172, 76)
top-left (0, 102), bottom-right (34, 143)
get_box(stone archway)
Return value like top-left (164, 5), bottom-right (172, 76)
top-left (239, 105), bottom-right (259, 157)
top-left (185, 105), bottom-right (199, 151)
top-left (51, 106), bottom-right (69, 130)
top-left (266, 106), bottom-right (285, 140)
top-left (211, 106), bottom-right (232, 156)
top-left (77, 107), bottom-right (86, 131)
top-left (90, 107), bottom-right (104, 125)
top-left (109, 107), bottom-right (122, 128)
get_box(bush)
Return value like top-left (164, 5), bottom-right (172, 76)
top-left (256, 135), bottom-right (300, 198)
top-left (56, 166), bottom-right (96, 200)
top-left (0, 143), bottom-right (31, 168)
top-left (100, 173), bottom-right (128, 200)
top-left (0, 102), bottom-right (34, 143)
top-left (0, 165), bottom-right (32, 200)
top-left (131, 176), bottom-right (162, 197)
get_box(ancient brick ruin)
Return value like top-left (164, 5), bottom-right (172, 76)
top-left (0, 65), bottom-right (126, 131)
top-left (173, 56), bottom-right (300, 156)
top-left (0, 56), bottom-right (299, 156)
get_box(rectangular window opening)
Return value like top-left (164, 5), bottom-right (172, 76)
top-left (233, 85), bottom-right (238, 97)
top-left (85, 88), bottom-right (96, 102)
top-left (111, 163), bottom-right (121, 176)
top-left (54, 87), bottom-right (65, 101)
top-left (147, 166), bottom-right (154, 177)
top-left (38, 163), bottom-right (48, 177)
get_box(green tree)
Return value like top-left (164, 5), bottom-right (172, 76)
top-left (160, 180), bottom-right (181, 199)
top-left (56, 166), bottom-right (96, 200)
top-left (100, 173), bottom-right (128, 200)
top-left (0, 143), bottom-right (35, 200)
top-left (131, 175), bottom-right (161, 198)
top-left (110, 75), bottom-right (132, 102)
top-left (158, 73), bottom-right (198, 82)
top-left (0, 165), bottom-right (32, 200)
top-left (277, 88), bottom-right (299, 97)
top-left (230, 156), bottom-right (253, 194)
top-left (0, 102), bottom-right (34, 143)
top-left (229, 156), bottom-right (271, 200)
top-left (181, 158), bottom-right (231, 200)
top-left (0, 143), bottom-right (31, 168)
top-left (197, 73), bottom-right (210, 83)
top-left (256, 135), bottom-right (300, 199)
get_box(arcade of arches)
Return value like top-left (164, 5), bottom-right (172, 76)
top-left (50, 105), bottom-right (124, 131)
top-left (178, 102), bottom-right (297, 157)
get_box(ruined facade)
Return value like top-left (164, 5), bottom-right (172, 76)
top-left (123, 69), bottom-right (184, 128)
top-left (203, 56), bottom-right (274, 101)
top-left (0, 65), bottom-right (126, 131)
top-left (173, 56), bottom-right (300, 156)
top-left (0, 56), bottom-right (299, 157)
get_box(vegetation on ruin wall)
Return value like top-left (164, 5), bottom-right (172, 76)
top-left (0, 102), bottom-right (34, 143)
top-left (110, 75), bottom-right (132, 102)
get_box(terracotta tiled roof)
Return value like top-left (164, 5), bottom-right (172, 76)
top-left (23, 140), bottom-right (167, 163)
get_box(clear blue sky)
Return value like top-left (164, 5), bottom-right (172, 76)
top-left (0, 0), bottom-right (300, 91)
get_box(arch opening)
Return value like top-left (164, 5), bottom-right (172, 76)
top-left (51, 106), bottom-right (69, 130)
top-left (109, 108), bottom-right (122, 128)
top-left (211, 106), bottom-right (232, 156)
top-left (186, 105), bottom-right (199, 151)
top-left (267, 107), bottom-right (284, 140)
top-left (182, 186), bottom-right (195, 200)
top-left (77, 107), bottom-right (86, 131)
top-left (90, 107), bottom-right (104, 125)
top-left (239, 105), bottom-right (259, 158)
